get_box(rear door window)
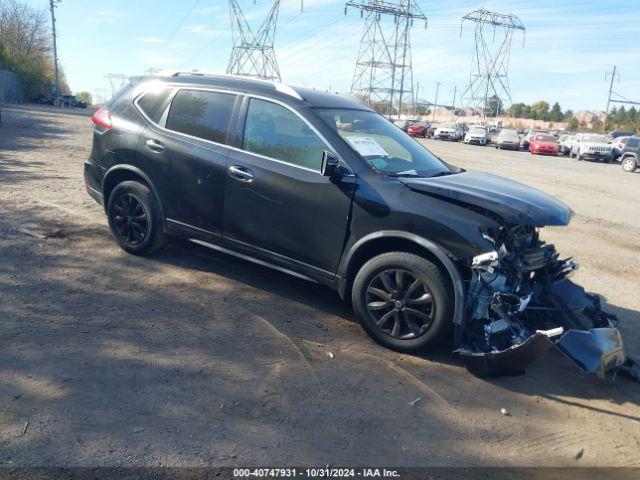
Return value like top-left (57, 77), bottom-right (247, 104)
top-left (166, 89), bottom-right (237, 144)
top-left (626, 138), bottom-right (639, 148)
top-left (242, 98), bottom-right (326, 170)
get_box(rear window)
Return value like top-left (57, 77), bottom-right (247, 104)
top-left (166, 90), bottom-right (236, 144)
top-left (137, 88), bottom-right (172, 122)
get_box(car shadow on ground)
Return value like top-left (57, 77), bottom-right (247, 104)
top-left (146, 237), bottom-right (640, 407)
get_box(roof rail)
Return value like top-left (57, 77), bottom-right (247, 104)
top-left (156, 71), bottom-right (304, 101)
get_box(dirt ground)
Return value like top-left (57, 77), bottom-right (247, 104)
top-left (0, 105), bottom-right (639, 468)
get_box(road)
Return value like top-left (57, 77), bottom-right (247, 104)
top-left (0, 105), bottom-right (639, 468)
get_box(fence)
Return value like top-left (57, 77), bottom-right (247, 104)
top-left (0, 69), bottom-right (24, 104)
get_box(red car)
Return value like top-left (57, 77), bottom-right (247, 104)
top-left (407, 122), bottom-right (429, 138)
top-left (529, 134), bottom-right (559, 156)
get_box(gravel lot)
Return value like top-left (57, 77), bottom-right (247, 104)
top-left (0, 105), bottom-right (639, 468)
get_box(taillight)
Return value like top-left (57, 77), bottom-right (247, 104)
top-left (92, 106), bottom-right (112, 129)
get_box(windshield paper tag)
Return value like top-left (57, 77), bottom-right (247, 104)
top-left (346, 136), bottom-right (388, 157)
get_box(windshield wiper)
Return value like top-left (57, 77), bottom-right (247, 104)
top-left (427, 169), bottom-right (461, 178)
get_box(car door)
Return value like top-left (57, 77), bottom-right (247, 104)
top-left (142, 88), bottom-right (240, 240)
top-left (222, 96), bottom-right (354, 277)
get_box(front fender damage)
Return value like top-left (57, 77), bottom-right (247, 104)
top-left (455, 226), bottom-right (637, 380)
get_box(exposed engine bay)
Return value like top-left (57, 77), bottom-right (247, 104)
top-left (455, 224), bottom-right (637, 379)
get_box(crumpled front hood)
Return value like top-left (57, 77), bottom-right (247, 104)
top-left (401, 170), bottom-right (573, 226)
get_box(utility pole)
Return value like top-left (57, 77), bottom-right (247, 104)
top-left (49, 0), bottom-right (61, 104)
top-left (451, 85), bottom-right (457, 118)
top-left (432, 81), bottom-right (441, 122)
top-left (604, 66), bottom-right (619, 133)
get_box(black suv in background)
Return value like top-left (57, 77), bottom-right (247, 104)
top-left (620, 136), bottom-right (640, 172)
top-left (85, 72), bottom-right (627, 377)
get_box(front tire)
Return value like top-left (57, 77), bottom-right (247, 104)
top-left (622, 156), bottom-right (637, 172)
top-left (107, 181), bottom-right (167, 256)
top-left (351, 252), bottom-right (453, 353)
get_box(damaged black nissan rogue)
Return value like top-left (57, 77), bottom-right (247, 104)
top-left (84, 72), bottom-right (635, 378)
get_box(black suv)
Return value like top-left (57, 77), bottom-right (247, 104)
top-left (620, 136), bottom-right (639, 173)
top-left (85, 73), bottom-right (627, 377)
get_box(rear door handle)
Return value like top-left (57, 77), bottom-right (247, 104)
top-left (145, 139), bottom-right (166, 153)
top-left (228, 165), bottom-right (254, 182)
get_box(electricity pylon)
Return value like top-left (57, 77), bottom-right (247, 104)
top-left (346, 1), bottom-right (427, 117)
top-left (104, 74), bottom-right (129, 97)
top-left (227, 0), bottom-right (282, 81)
top-left (459, 8), bottom-right (525, 121)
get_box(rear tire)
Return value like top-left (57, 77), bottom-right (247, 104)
top-left (107, 181), bottom-right (167, 256)
top-left (352, 252), bottom-right (453, 353)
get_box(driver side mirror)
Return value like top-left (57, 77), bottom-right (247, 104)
top-left (321, 150), bottom-right (339, 177)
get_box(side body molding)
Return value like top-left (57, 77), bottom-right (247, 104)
top-left (338, 231), bottom-right (466, 327)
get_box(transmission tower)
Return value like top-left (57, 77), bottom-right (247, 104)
top-left (104, 74), bottom-right (129, 97)
top-left (459, 8), bottom-right (525, 121)
top-left (227, 0), bottom-right (282, 81)
top-left (346, 1), bottom-right (427, 117)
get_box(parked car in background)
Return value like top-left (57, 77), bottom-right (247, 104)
top-left (494, 129), bottom-right (521, 150)
top-left (558, 134), bottom-right (574, 155)
top-left (407, 121), bottom-right (429, 138)
top-left (570, 133), bottom-right (613, 162)
top-left (394, 119), bottom-right (418, 132)
top-left (434, 122), bottom-right (463, 141)
top-left (620, 136), bottom-right (640, 172)
top-left (529, 134), bottom-right (559, 156)
top-left (59, 95), bottom-right (87, 109)
top-left (608, 130), bottom-right (635, 140)
top-left (522, 130), bottom-right (548, 150)
top-left (34, 93), bottom-right (55, 105)
top-left (463, 126), bottom-right (489, 145)
top-left (610, 136), bottom-right (630, 161)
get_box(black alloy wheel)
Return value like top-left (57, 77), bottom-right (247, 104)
top-left (352, 252), bottom-right (452, 353)
top-left (365, 268), bottom-right (435, 339)
top-left (107, 181), bottom-right (167, 255)
top-left (111, 193), bottom-right (148, 246)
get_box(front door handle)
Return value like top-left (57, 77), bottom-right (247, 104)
top-left (145, 139), bottom-right (166, 153)
top-left (228, 165), bottom-right (254, 182)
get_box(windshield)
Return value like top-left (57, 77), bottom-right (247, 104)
top-left (439, 122), bottom-right (456, 129)
top-left (469, 127), bottom-right (486, 135)
top-left (317, 109), bottom-right (454, 178)
top-left (536, 135), bottom-right (557, 142)
top-left (581, 134), bottom-right (607, 143)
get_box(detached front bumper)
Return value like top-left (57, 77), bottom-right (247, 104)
top-left (458, 245), bottom-right (631, 379)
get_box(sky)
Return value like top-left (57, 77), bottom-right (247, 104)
top-left (25, 0), bottom-right (640, 111)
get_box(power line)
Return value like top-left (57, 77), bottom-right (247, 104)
top-left (165, 0), bottom-right (203, 45)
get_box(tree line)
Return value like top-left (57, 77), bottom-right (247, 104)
top-left (0, 0), bottom-right (69, 99)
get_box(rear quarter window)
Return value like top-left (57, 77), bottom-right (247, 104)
top-left (137, 88), bottom-right (172, 123)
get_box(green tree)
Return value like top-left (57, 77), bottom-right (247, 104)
top-left (567, 116), bottom-right (579, 131)
top-left (549, 102), bottom-right (563, 122)
top-left (531, 101), bottom-right (550, 121)
top-left (76, 91), bottom-right (92, 105)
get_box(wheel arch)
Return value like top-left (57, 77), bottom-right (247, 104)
top-left (338, 231), bottom-right (465, 327)
top-left (102, 165), bottom-right (165, 221)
